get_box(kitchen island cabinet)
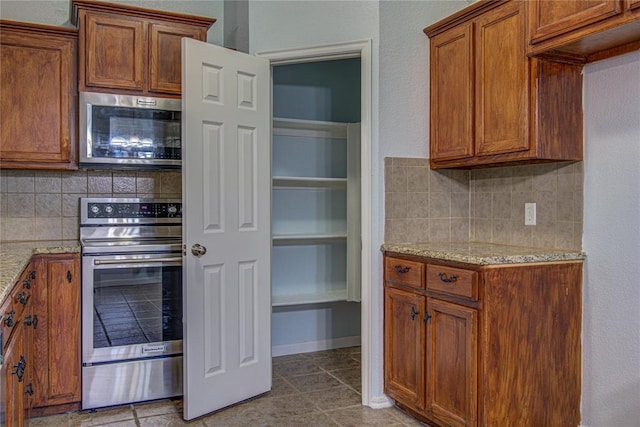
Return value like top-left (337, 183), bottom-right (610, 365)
top-left (528, 0), bottom-right (640, 63)
top-left (382, 243), bottom-right (584, 426)
top-left (424, 0), bottom-right (584, 169)
top-left (72, 0), bottom-right (216, 97)
top-left (0, 20), bottom-right (78, 170)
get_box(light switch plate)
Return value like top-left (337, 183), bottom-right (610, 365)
top-left (525, 203), bottom-right (536, 225)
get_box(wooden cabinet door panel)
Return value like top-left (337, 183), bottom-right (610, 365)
top-left (84, 13), bottom-right (145, 91)
top-left (384, 286), bottom-right (426, 409)
top-left (149, 23), bottom-right (203, 95)
top-left (529, 0), bottom-right (623, 44)
top-left (0, 27), bottom-right (76, 167)
top-left (475, 1), bottom-right (529, 157)
top-left (426, 298), bottom-right (477, 427)
top-left (429, 23), bottom-right (473, 161)
top-left (3, 323), bottom-right (26, 427)
top-left (32, 255), bottom-right (81, 408)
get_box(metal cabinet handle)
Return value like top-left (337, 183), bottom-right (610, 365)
top-left (23, 270), bottom-right (36, 289)
top-left (438, 272), bottom-right (458, 283)
top-left (4, 310), bottom-right (15, 328)
top-left (24, 314), bottom-right (38, 329)
top-left (410, 306), bottom-right (418, 320)
top-left (67, 270), bottom-right (73, 283)
top-left (15, 292), bottom-right (27, 305)
top-left (191, 243), bottom-right (207, 257)
top-left (394, 265), bottom-right (410, 274)
top-left (25, 382), bottom-right (34, 396)
top-left (424, 311), bottom-right (432, 323)
top-left (12, 355), bottom-right (26, 382)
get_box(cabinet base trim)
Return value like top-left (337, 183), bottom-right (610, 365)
top-left (272, 335), bottom-right (360, 357)
top-left (31, 402), bottom-right (81, 418)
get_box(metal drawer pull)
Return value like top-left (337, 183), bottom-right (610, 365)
top-left (94, 257), bottom-right (182, 266)
top-left (15, 292), bottom-right (27, 305)
top-left (438, 272), bottom-right (458, 283)
top-left (410, 306), bottom-right (418, 320)
top-left (4, 310), bottom-right (15, 328)
top-left (394, 265), bottom-right (410, 274)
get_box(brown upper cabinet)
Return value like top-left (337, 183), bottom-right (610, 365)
top-left (529, 0), bottom-right (640, 63)
top-left (72, 0), bottom-right (216, 97)
top-left (424, 0), bottom-right (584, 169)
top-left (0, 21), bottom-right (78, 170)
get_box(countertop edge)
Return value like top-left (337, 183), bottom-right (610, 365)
top-left (381, 242), bottom-right (586, 266)
top-left (0, 241), bottom-right (81, 303)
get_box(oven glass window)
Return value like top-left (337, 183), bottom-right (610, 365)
top-left (89, 105), bottom-right (181, 161)
top-left (92, 265), bottom-right (182, 348)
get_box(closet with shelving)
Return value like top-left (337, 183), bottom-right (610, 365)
top-left (271, 59), bottom-right (361, 356)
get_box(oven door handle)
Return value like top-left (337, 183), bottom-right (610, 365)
top-left (93, 257), bottom-right (182, 266)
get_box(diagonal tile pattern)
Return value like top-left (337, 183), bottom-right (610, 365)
top-left (30, 347), bottom-right (428, 426)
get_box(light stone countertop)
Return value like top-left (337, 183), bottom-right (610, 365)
top-left (381, 241), bottom-right (586, 266)
top-left (0, 241), bottom-right (81, 303)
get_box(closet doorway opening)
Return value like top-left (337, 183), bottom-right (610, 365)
top-left (258, 40), bottom-right (372, 405)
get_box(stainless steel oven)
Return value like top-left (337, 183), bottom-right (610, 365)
top-left (80, 198), bottom-right (183, 409)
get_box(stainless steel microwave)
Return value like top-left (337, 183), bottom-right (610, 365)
top-left (79, 92), bottom-right (181, 169)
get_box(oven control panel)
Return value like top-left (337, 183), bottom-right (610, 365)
top-left (84, 200), bottom-right (182, 219)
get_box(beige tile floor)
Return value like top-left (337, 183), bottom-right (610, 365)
top-left (30, 347), bottom-right (427, 426)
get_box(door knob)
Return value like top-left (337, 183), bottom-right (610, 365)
top-left (191, 243), bottom-right (207, 257)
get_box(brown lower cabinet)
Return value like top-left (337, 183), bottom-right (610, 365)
top-left (31, 254), bottom-right (81, 413)
top-left (2, 320), bottom-right (28, 426)
top-left (1, 261), bottom-right (37, 426)
top-left (0, 253), bottom-right (81, 424)
top-left (383, 253), bottom-right (582, 427)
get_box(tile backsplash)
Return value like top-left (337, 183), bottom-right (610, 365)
top-left (0, 169), bottom-right (181, 241)
top-left (384, 158), bottom-right (470, 244)
top-left (384, 158), bottom-right (583, 250)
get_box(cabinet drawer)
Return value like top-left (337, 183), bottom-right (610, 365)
top-left (0, 297), bottom-right (16, 349)
top-left (385, 257), bottom-right (425, 289)
top-left (0, 290), bottom-right (29, 350)
top-left (0, 264), bottom-right (35, 349)
top-left (426, 265), bottom-right (477, 300)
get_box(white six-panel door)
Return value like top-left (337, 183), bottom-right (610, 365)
top-left (182, 38), bottom-right (271, 421)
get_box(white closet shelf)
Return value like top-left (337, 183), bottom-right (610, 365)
top-left (272, 176), bottom-right (347, 189)
top-left (272, 289), bottom-right (348, 307)
top-left (272, 233), bottom-right (347, 245)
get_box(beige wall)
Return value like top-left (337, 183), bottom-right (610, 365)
top-left (0, 169), bottom-right (180, 242)
top-left (384, 157), bottom-right (583, 250)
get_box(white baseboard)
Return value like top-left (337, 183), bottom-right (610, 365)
top-left (368, 394), bottom-right (394, 409)
top-left (272, 335), bottom-right (361, 357)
